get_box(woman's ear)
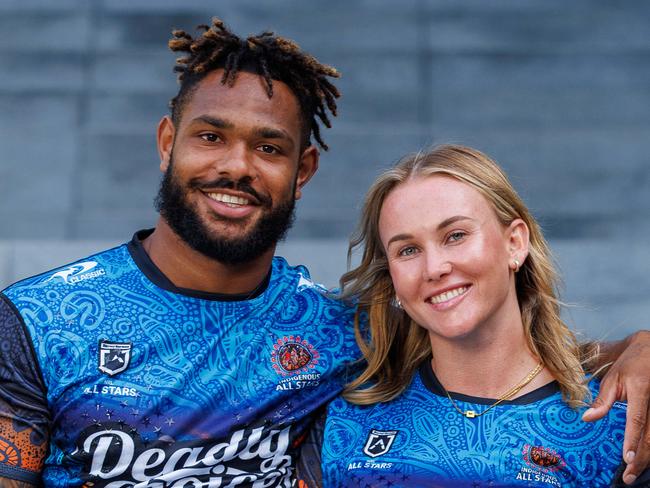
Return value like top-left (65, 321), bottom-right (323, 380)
top-left (507, 219), bottom-right (530, 270)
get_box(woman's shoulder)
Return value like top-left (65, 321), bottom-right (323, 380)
top-left (325, 366), bottom-right (444, 428)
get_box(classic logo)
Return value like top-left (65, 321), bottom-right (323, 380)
top-left (363, 429), bottom-right (398, 458)
top-left (271, 336), bottom-right (320, 376)
top-left (98, 340), bottom-right (132, 376)
top-left (296, 273), bottom-right (328, 293)
top-left (46, 261), bottom-right (106, 285)
top-left (522, 444), bottom-right (566, 473)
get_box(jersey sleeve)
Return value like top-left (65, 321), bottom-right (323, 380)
top-left (0, 294), bottom-right (50, 485)
top-left (295, 408), bottom-right (325, 488)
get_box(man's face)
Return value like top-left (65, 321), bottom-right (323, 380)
top-left (155, 70), bottom-right (319, 265)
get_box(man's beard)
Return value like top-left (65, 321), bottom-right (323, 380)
top-left (155, 157), bottom-right (296, 266)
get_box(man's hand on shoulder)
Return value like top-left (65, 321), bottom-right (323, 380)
top-left (582, 330), bottom-right (650, 485)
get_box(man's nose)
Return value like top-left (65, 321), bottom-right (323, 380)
top-left (216, 142), bottom-right (256, 180)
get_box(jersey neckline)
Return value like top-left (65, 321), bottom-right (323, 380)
top-left (127, 229), bottom-right (271, 302)
top-left (419, 358), bottom-right (560, 405)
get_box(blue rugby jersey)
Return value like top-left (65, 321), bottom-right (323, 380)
top-left (0, 231), bottom-right (360, 487)
top-left (316, 361), bottom-right (648, 488)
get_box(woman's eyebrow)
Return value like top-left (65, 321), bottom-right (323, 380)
top-left (437, 215), bottom-right (472, 230)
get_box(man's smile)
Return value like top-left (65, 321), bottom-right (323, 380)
top-left (207, 192), bottom-right (252, 207)
top-left (201, 190), bottom-right (260, 219)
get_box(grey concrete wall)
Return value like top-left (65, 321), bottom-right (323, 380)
top-left (1, 0), bottom-right (650, 339)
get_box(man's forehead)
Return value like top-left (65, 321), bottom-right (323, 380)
top-left (180, 70), bottom-right (303, 139)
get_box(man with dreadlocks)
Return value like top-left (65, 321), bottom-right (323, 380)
top-left (0, 18), bottom-right (357, 487)
top-left (2, 16), bottom-right (650, 488)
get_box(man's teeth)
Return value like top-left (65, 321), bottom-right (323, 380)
top-left (208, 193), bottom-right (250, 206)
top-left (429, 286), bottom-right (468, 304)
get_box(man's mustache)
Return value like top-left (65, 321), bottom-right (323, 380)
top-left (189, 177), bottom-right (271, 206)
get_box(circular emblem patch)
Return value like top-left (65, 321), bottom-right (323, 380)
top-left (278, 343), bottom-right (312, 372)
top-left (522, 444), bottom-right (565, 473)
top-left (530, 446), bottom-right (561, 467)
top-left (271, 336), bottom-right (320, 376)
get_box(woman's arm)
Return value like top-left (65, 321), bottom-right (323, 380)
top-left (583, 330), bottom-right (650, 485)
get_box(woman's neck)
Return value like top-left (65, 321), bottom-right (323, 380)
top-left (430, 317), bottom-right (554, 399)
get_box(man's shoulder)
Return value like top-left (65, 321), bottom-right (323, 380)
top-left (272, 256), bottom-right (355, 312)
top-left (2, 241), bottom-right (131, 297)
top-left (271, 256), bottom-right (356, 331)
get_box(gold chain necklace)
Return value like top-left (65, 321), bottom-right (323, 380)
top-left (441, 362), bottom-right (544, 419)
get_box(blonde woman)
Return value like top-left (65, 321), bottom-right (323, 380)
top-left (300, 145), bottom-right (649, 487)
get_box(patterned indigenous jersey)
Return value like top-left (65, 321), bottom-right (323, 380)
top-left (0, 231), bottom-right (360, 487)
top-left (311, 361), bottom-right (650, 488)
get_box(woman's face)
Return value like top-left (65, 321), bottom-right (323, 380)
top-left (378, 175), bottom-right (527, 342)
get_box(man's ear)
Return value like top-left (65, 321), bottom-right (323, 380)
top-left (507, 218), bottom-right (530, 266)
top-left (157, 116), bottom-right (175, 172)
top-left (294, 145), bottom-right (320, 200)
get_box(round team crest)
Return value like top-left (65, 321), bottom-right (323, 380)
top-left (522, 444), bottom-right (565, 472)
top-left (271, 336), bottom-right (320, 376)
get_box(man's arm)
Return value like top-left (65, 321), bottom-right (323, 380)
top-left (582, 331), bottom-right (650, 485)
top-left (0, 294), bottom-right (50, 486)
top-left (0, 480), bottom-right (37, 488)
top-left (0, 416), bottom-right (48, 487)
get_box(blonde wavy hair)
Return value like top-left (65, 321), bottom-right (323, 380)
top-left (341, 144), bottom-right (592, 407)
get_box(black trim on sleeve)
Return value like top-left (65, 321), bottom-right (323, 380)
top-left (127, 229), bottom-right (271, 302)
top-left (0, 463), bottom-right (41, 485)
top-left (419, 358), bottom-right (560, 405)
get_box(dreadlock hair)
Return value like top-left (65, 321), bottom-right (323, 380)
top-left (168, 18), bottom-right (340, 151)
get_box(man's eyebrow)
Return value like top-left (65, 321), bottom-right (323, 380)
top-left (191, 115), bottom-right (234, 129)
top-left (189, 117), bottom-right (295, 148)
top-left (252, 127), bottom-right (285, 139)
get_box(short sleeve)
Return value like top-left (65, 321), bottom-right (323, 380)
top-left (0, 293), bottom-right (50, 484)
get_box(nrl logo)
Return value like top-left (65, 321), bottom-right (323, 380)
top-left (98, 340), bottom-right (132, 376)
top-left (363, 429), bottom-right (398, 458)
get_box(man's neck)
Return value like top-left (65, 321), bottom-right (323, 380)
top-left (142, 218), bottom-right (274, 295)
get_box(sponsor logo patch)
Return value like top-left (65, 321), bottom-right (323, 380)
top-left (74, 423), bottom-right (293, 487)
top-left (98, 340), bottom-right (132, 376)
top-left (363, 429), bottom-right (398, 458)
top-left (46, 261), bottom-right (106, 285)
